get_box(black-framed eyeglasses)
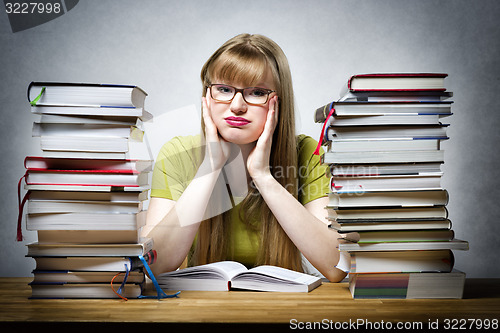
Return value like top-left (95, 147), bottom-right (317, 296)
top-left (207, 84), bottom-right (275, 105)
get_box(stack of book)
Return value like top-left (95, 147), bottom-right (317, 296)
top-left (314, 73), bottom-right (469, 299)
top-left (21, 82), bottom-right (156, 299)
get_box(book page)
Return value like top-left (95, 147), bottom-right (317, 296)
top-left (243, 265), bottom-right (319, 285)
top-left (207, 261), bottom-right (248, 279)
top-left (158, 261), bottom-right (247, 281)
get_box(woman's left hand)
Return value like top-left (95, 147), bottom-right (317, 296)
top-left (247, 96), bottom-right (279, 181)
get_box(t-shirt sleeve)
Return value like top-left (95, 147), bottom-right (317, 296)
top-left (297, 135), bottom-right (329, 205)
top-left (150, 135), bottom-right (202, 201)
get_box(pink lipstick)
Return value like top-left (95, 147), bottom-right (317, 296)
top-left (225, 117), bottom-right (251, 127)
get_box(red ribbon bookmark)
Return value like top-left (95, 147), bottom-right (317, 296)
top-left (17, 171), bottom-right (29, 241)
top-left (313, 104), bottom-right (335, 156)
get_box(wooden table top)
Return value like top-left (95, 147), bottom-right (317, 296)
top-left (1, 277), bottom-right (499, 330)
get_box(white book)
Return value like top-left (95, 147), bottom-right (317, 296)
top-left (27, 199), bottom-right (143, 214)
top-left (326, 125), bottom-right (448, 140)
top-left (323, 150), bottom-right (444, 164)
top-left (33, 123), bottom-right (143, 139)
top-left (40, 136), bottom-right (130, 152)
top-left (26, 210), bottom-right (147, 231)
top-left (348, 74), bottom-right (447, 91)
top-left (327, 190), bottom-right (449, 208)
top-left (329, 163), bottom-right (443, 177)
top-left (41, 150), bottom-right (127, 159)
top-left (28, 82), bottom-right (147, 108)
top-left (25, 184), bottom-right (150, 192)
top-left (157, 261), bottom-right (322, 293)
top-left (330, 114), bottom-right (448, 125)
top-left (32, 256), bottom-right (145, 272)
top-left (31, 105), bottom-right (152, 121)
top-left (39, 138), bottom-right (152, 160)
top-left (327, 139), bottom-right (441, 152)
top-left (339, 239), bottom-right (469, 252)
top-left (331, 174), bottom-right (443, 192)
top-left (27, 238), bottom-right (153, 257)
top-left (27, 188), bottom-right (148, 202)
top-left (338, 91), bottom-right (453, 102)
top-left (39, 113), bottom-right (142, 126)
top-left (26, 171), bottom-right (149, 187)
top-left (343, 229), bottom-right (455, 244)
top-left (330, 220), bottom-right (452, 232)
top-left (348, 250), bottom-right (454, 273)
top-left (332, 103), bottom-right (452, 116)
top-left (330, 206), bottom-right (448, 221)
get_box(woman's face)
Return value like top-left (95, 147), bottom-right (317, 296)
top-left (207, 68), bottom-right (276, 146)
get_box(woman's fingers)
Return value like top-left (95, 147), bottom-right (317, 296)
top-left (259, 96), bottom-right (279, 145)
top-left (202, 96), bottom-right (218, 140)
top-left (247, 96), bottom-right (279, 179)
top-left (202, 95), bottom-right (232, 170)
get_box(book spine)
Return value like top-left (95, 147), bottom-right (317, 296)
top-left (351, 73), bottom-right (448, 79)
top-left (314, 103), bottom-right (333, 123)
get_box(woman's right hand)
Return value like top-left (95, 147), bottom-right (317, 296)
top-left (202, 94), bottom-right (233, 171)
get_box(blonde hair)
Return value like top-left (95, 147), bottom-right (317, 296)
top-left (191, 33), bottom-right (302, 271)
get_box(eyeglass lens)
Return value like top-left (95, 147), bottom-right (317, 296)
top-left (210, 84), bottom-right (272, 104)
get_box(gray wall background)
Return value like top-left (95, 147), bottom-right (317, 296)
top-left (1, 0), bottom-right (499, 278)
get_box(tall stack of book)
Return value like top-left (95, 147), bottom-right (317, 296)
top-left (314, 73), bottom-right (469, 299)
top-left (21, 82), bottom-right (156, 299)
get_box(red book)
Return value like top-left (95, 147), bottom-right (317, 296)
top-left (24, 157), bottom-right (151, 187)
top-left (25, 170), bottom-right (149, 187)
top-left (347, 73), bottom-right (448, 92)
top-left (24, 156), bottom-right (152, 173)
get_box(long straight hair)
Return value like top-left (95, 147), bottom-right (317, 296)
top-left (191, 33), bottom-right (302, 271)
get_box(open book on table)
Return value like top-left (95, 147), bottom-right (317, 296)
top-left (156, 261), bottom-right (322, 292)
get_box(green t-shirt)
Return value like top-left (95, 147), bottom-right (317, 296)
top-left (151, 134), bottom-right (328, 266)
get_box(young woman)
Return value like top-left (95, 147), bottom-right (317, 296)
top-left (143, 33), bottom-right (347, 282)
